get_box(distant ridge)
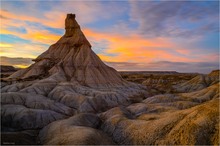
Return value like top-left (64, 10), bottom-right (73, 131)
top-left (119, 71), bottom-right (200, 75)
top-left (120, 71), bottom-right (179, 74)
top-left (0, 65), bottom-right (17, 72)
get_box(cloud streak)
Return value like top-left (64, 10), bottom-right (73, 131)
top-left (129, 1), bottom-right (219, 38)
top-left (0, 56), bottom-right (33, 68)
top-left (84, 29), bottom-right (219, 63)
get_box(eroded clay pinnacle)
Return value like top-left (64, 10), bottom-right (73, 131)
top-left (65, 13), bottom-right (80, 37)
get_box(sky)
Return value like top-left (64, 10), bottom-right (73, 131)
top-left (0, 0), bottom-right (219, 73)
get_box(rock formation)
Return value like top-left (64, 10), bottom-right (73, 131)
top-left (173, 71), bottom-right (219, 93)
top-left (8, 14), bottom-right (127, 88)
top-left (1, 14), bottom-right (219, 145)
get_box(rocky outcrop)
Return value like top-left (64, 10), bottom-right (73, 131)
top-left (173, 73), bottom-right (219, 93)
top-left (140, 73), bottom-right (196, 95)
top-left (208, 69), bottom-right (220, 77)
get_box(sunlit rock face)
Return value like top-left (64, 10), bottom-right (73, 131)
top-left (1, 14), bottom-right (219, 145)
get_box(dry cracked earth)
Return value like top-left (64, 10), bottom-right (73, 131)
top-left (1, 14), bottom-right (219, 145)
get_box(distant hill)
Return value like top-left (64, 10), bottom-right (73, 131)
top-left (119, 71), bottom-right (179, 75)
top-left (0, 65), bottom-right (17, 72)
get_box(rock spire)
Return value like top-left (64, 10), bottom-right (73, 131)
top-left (9, 14), bottom-right (125, 87)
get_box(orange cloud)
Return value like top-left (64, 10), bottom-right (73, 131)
top-left (83, 29), bottom-right (196, 63)
top-left (1, 11), bottom-right (63, 59)
top-left (1, 27), bottom-right (60, 58)
top-left (0, 42), bottom-right (47, 58)
top-left (1, 9), bottom-right (64, 28)
top-left (0, 9), bottom-right (201, 64)
top-left (1, 27), bottom-right (61, 45)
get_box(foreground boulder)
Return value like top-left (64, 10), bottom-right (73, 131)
top-left (38, 113), bottom-right (114, 145)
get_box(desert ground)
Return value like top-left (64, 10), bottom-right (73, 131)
top-left (1, 14), bottom-right (219, 145)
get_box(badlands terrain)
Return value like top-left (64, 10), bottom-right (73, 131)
top-left (1, 14), bottom-right (219, 145)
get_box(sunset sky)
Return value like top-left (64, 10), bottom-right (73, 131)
top-left (0, 1), bottom-right (219, 73)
